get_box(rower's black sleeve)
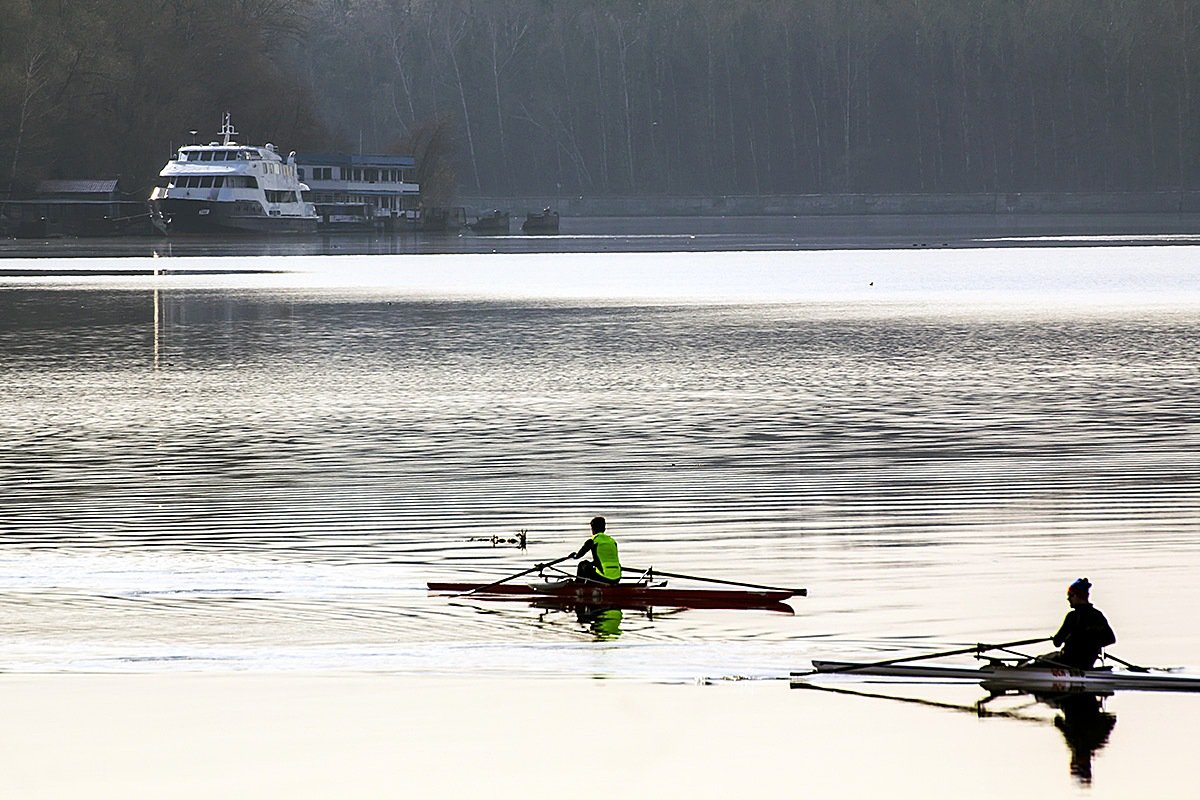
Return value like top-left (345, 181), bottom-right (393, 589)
top-left (1096, 610), bottom-right (1116, 647)
top-left (1052, 611), bottom-right (1075, 647)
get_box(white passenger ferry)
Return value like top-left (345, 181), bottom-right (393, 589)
top-left (149, 113), bottom-right (318, 234)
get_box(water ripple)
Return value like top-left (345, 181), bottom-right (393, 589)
top-left (1, 262), bottom-right (1199, 675)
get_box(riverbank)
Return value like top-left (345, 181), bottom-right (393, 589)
top-left (461, 190), bottom-right (1200, 218)
top-left (3, 212), bottom-right (1200, 260)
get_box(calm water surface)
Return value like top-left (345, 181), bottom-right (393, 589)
top-left (2, 244), bottom-right (1199, 795)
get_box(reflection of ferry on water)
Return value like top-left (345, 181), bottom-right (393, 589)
top-left (149, 113), bottom-right (317, 234)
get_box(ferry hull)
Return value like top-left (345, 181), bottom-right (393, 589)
top-left (152, 198), bottom-right (317, 235)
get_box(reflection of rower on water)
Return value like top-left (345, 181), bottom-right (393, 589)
top-left (568, 516), bottom-right (622, 585)
top-left (796, 679), bottom-right (1118, 788)
top-left (1045, 690), bottom-right (1117, 785)
top-left (1040, 578), bottom-right (1117, 670)
top-left (576, 606), bottom-right (624, 640)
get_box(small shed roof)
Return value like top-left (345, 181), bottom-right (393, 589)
top-left (36, 179), bottom-right (120, 195)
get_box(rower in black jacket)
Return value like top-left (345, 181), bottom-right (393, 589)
top-left (1043, 578), bottom-right (1117, 670)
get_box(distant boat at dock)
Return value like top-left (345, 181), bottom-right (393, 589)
top-left (148, 113), bottom-right (318, 234)
top-left (521, 207), bottom-right (559, 234)
top-left (468, 210), bottom-right (510, 234)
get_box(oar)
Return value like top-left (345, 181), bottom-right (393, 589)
top-left (1104, 652), bottom-right (1152, 673)
top-left (805, 636), bottom-right (1052, 676)
top-left (623, 566), bottom-right (806, 596)
top-left (457, 554), bottom-right (573, 597)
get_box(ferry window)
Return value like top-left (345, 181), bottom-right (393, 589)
top-left (298, 169), bottom-right (305, 180)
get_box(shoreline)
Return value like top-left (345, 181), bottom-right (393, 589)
top-left (2, 212), bottom-right (1200, 260)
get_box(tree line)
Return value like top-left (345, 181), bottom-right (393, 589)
top-left (3, 0), bottom-right (1198, 198)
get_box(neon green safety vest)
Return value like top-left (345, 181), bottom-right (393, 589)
top-left (593, 532), bottom-right (622, 581)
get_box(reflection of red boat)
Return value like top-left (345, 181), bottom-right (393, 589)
top-left (427, 580), bottom-right (796, 613)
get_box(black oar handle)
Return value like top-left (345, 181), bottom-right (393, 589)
top-left (1103, 651), bottom-right (1153, 673)
top-left (624, 566), bottom-right (806, 596)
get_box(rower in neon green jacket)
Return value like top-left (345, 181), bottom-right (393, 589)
top-left (569, 516), bottom-right (622, 584)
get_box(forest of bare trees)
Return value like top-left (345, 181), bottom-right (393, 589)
top-left (3, 0), bottom-right (1198, 198)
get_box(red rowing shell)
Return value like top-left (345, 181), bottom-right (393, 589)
top-left (427, 581), bottom-right (795, 612)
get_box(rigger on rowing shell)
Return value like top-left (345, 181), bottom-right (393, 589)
top-left (1040, 578), bottom-right (1117, 670)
